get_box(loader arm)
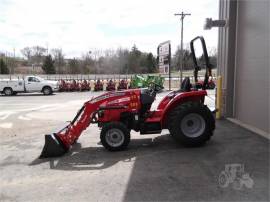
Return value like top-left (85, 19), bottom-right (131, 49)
top-left (40, 100), bottom-right (100, 158)
top-left (57, 101), bottom-right (99, 147)
top-left (40, 91), bottom-right (137, 158)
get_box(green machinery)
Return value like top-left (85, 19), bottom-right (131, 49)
top-left (130, 75), bottom-right (164, 91)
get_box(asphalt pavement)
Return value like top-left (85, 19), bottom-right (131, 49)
top-left (0, 91), bottom-right (269, 201)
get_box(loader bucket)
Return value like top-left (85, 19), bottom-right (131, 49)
top-left (39, 134), bottom-right (68, 158)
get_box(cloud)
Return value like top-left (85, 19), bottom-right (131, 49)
top-left (0, 0), bottom-right (219, 57)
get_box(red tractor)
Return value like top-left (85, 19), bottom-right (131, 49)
top-left (118, 79), bottom-right (128, 90)
top-left (106, 79), bottom-right (116, 91)
top-left (67, 80), bottom-right (76, 91)
top-left (58, 79), bottom-right (68, 92)
top-left (40, 36), bottom-right (215, 158)
top-left (74, 80), bottom-right (81, 91)
top-left (195, 77), bottom-right (216, 89)
top-left (94, 79), bottom-right (103, 91)
top-left (80, 79), bottom-right (90, 91)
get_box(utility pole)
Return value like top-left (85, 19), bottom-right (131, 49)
top-left (174, 11), bottom-right (191, 85)
top-left (13, 48), bottom-right (15, 74)
top-left (5, 51), bottom-right (9, 74)
top-left (46, 42), bottom-right (49, 56)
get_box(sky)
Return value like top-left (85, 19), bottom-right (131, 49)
top-left (0, 0), bottom-right (219, 58)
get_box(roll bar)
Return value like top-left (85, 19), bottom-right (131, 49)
top-left (190, 36), bottom-right (212, 90)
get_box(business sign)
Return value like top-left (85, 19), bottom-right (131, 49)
top-left (157, 41), bottom-right (171, 74)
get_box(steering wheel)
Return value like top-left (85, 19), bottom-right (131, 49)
top-left (148, 82), bottom-right (164, 96)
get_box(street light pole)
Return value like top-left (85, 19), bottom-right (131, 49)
top-left (13, 48), bottom-right (15, 74)
top-left (175, 11), bottom-right (191, 85)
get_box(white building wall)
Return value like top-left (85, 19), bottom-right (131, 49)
top-left (219, 0), bottom-right (269, 134)
top-left (233, 0), bottom-right (269, 133)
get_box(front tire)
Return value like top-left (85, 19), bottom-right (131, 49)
top-left (100, 122), bottom-right (130, 151)
top-left (168, 102), bottom-right (215, 147)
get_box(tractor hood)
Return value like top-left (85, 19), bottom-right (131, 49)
top-left (88, 89), bottom-right (142, 112)
top-left (90, 92), bottom-right (128, 104)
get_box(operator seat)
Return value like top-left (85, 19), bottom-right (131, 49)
top-left (140, 88), bottom-right (155, 115)
top-left (180, 77), bottom-right (192, 92)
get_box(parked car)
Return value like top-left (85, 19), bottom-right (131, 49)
top-left (0, 76), bottom-right (59, 96)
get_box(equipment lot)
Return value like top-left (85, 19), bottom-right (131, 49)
top-left (0, 91), bottom-right (269, 201)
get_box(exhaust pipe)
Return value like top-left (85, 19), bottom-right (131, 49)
top-left (39, 134), bottom-right (68, 158)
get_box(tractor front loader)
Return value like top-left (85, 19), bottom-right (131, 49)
top-left (40, 36), bottom-right (215, 158)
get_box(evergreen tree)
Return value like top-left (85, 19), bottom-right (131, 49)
top-left (145, 53), bottom-right (157, 73)
top-left (0, 58), bottom-right (9, 74)
top-left (42, 55), bottom-right (56, 74)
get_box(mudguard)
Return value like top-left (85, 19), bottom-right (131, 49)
top-left (159, 90), bottom-right (207, 128)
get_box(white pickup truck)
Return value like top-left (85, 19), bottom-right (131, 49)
top-left (0, 76), bottom-right (59, 96)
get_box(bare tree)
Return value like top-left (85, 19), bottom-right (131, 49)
top-left (32, 46), bottom-right (46, 57)
top-left (18, 46), bottom-right (158, 74)
top-left (208, 47), bottom-right (217, 68)
top-left (90, 49), bottom-right (102, 74)
top-left (81, 51), bottom-right (95, 74)
top-left (68, 58), bottom-right (80, 74)
top-left (21, 47), bottom-right (32, 63)
top-left (33, 46), bottom-right (46, 64)
top-left (50, 48), bottom-right (65, 73)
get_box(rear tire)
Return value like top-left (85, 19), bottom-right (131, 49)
top-left (168, 102), bottom-right (215, 147)
top-left (3, 87), bottom-right (13, 96)
top-left (219, 171), bottom-right (230, 188)
top-left (100, 122), bottom-right (130, 151)
top-left (43, 86), bottom-right (52, 95)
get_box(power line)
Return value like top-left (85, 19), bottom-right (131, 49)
top-left (174, 11), bottom-right (191, 85)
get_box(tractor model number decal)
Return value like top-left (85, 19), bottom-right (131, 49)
top-left (107, 97), bottom-right (130, 105)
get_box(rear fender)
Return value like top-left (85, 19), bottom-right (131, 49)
top-left (160, 91), bottom-right (207, 128)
